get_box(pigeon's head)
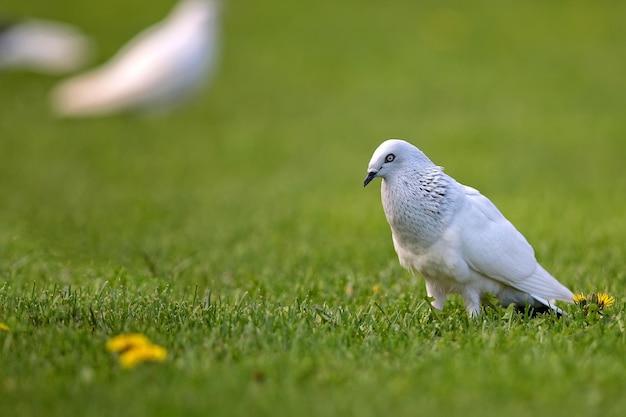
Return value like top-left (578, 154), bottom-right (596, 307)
top-left (363, 139), bottom-right (433, 187)
top-left (174, 0), bottom-right (221, 27)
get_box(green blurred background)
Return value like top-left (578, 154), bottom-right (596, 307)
top-left (2, 0), bottom-right (624, 289)
top-left (1, 0), bottom-right (625, 294)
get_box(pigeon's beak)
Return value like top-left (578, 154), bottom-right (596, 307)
top-left (363, 170), bottom-right (378, 187)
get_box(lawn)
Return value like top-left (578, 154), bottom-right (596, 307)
top-left (1, 1), bottom-right (625, 416)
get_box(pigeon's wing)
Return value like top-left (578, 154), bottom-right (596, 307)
top-left (455, 185), bottom-right (572, 301)
top-left (456, 186), bottom-right (536, 281)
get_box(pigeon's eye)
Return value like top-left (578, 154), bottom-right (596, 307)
top-left (385, 154), bottom-right (395, 163)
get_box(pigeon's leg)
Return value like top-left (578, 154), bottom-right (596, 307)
top-left (461, 289), bottom-right (482, 317)
top-left (424, 279), bottom-right (446, 310)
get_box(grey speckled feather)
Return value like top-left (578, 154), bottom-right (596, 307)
top-left (364, 139), bottom-right (574, 316)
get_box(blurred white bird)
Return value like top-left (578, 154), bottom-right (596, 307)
top-left (364, 139), bottom-right (574, 316)
top-left (50, 0), bottom-right (220, 117)
top-left (0, 18), bottom-right (91, 74)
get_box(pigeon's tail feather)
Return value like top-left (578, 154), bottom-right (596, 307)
top-left (514, 265), bottom-right (574, 304)
top-left (527, 295), bottom-right (564, 315)
top-left (515, 302), bottom-right (563, 317)
top-left (51, 70), bottom-right (136, 117)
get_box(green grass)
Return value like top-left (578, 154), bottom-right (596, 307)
top-left (1, 0), bottom-right (626, 416)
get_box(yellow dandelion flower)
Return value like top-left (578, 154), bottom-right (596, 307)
top-left (119, 344), bottom-right (168, 369)
top-left (574, 292), bottom-right (616, 316)
top-left (596, 293), bottom-right (615, 309)
top-left (106, 333), bottom-right (152, 353)
top-left (344, 284), bottom-right (353, 297)
top-left (372, 284), bottom-right (381, 294)
top-left (0, 322), bottom-right (10, 332)
top-left (106, 333), bottom-right (168, 369)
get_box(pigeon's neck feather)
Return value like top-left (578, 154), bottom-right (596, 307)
top-left (381, 166), bottom-right (461, 249)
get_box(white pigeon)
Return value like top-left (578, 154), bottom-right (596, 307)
top-left (50, 0), bottom-right (220, 117)
top-left (0, 18), bottom-right (91, 74)
top-left (364, 139), bottom-right (574, 316)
